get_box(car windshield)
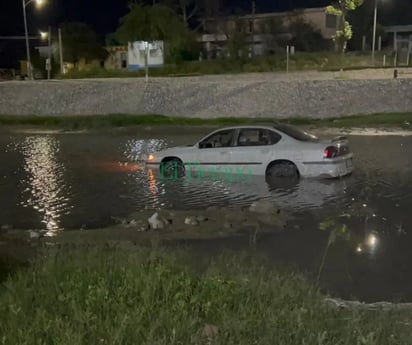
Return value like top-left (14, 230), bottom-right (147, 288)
top-left (274, 124), bottom-right (319, 142)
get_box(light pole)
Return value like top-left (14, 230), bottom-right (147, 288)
top-left (22, 0), bottom-right (46, 80)
top-left (58, 27), bottom-right (64, 74)
top-left (40, 29), bottom-right (51, 79)
top-left (144, 41), bottom-right (149, 83)
top-left (371, 0), bottom-right (378, 65)
top-left (48, 26), bottom-right (51, 80)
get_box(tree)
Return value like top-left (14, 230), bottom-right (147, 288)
top-left (115, 3), bottom-right (188, 42)
top-left (105, 33), bottom-right (122, 46)
top-left (60, 22), bottom-right (107, 67)
top-left (115, 3), bottom-right (195, 63)
top-left (288, 16), bottom-right (330, 52)
top-left (226, 18), bottom-right (248, 61)
top-left (260, 17), bottom-right (284, 54)
top-left (201, 0), bottom-right (221, 18)
top-left (159, 0), bottom-right (200, 28)
top-left (326, 0), bottom-right (364, 68)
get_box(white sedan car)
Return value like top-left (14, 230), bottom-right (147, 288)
top-left (146, 124), bottom-right (354, 179)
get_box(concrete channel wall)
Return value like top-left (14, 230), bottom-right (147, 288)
top-left (1, 74), bottom-right (412, 118)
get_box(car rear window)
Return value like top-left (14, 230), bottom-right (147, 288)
top-left (274, 124), bottom-right (318, 142)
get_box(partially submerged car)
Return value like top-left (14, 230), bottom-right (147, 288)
top-left (146, 124), bottom-right (353, 179)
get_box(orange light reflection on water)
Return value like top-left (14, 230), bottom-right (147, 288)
top-left (92, 161), bottom-right (145, 172)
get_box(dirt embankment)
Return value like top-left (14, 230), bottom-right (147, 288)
top-left (0, 202), bottom-right (288, 261)
top-left (1, 70), bottom-right (412, 118)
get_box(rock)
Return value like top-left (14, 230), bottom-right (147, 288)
top-left (224, 222), bottom-right (232, 229)
top-left (28, 230), bottom-right (42, 239)
top-left (0, 224), bottom-right (12, 232)
top-left (184, 217), bottom-right (199, 226)
top-left (249, 200), bottom-right (276, 214)
top-left (196, 215), bottom-right (208, 223)
top-left (111, 216), bottom-right (125, 224)
top-left (138, 225), bottom-right (148, 232)
top-left (148, 212), bottom-right (165, 230)
top-left (157, 211), bottom-right (173, 225)
top-left (201, 324), bottom-right (219, 338)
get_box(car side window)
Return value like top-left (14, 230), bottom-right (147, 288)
top-left (199, 129), bottom-right (235, 149)
top-left (236, 129), bottom-right (281, 146)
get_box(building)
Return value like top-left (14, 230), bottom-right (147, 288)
top-left (383, 25), bottom-right (412, 52)
top-left (33, 41), bottom-right (164, 73)
top-left (104, 45), bottom-right (128, 70)
top-left (199, 7), bottom-right (337, 58)
top-left (127, 41), bottom-right (164, 71)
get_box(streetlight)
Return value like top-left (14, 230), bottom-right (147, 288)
top-left (40, 28), bottom-right (52, 79)
top-left (22, 0), bottom-right (47, 80)
top-left (40, 31), bottom-right (48, 40)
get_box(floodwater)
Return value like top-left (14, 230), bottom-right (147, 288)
top-left (0, 126), bottom-right (412, 302)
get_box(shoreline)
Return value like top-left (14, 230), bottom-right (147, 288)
top-left (3, 206), bottom-right (412, 307)
top-left (0, 113), bottom-right (411, 132)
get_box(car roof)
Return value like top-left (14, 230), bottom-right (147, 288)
top-left (213, 125), bottom-right (276, 131)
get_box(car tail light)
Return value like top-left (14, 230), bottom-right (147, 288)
top-left (324, 146), bottom-right (339, 158)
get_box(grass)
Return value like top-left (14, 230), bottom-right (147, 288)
top-left (0, 245), bottom-right (411, 344)
top-left (0, 113), bottom-right (411, 130)
top-left (59, 51), bottom-right (397, 79)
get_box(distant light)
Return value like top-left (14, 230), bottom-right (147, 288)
top-left (147, 154), bottom-right (155, 162)
top-left (35, 0), bottom-right (45, 7)
top-left (40, 31), bottom-right (48, 40)
top-left (367, 233), bottom-right (378, 248)
top-left (356, 245), bottom-right (362, 253)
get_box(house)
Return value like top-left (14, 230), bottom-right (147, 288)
top-left (127, 41), bottom-right (164, 71)
top-left (199, 7), bottom-right (337, 58)
top-left (104, 45), bottom-right (128, 70)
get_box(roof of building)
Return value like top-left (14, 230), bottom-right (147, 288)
top-left (384, 25), bottom-right (412, 33)
top-left (203, 7), bottom-right (327, 22)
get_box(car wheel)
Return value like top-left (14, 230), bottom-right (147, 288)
top-left (266, 162), bottom-right (299, 179)
top-left (161, 159), bottom-right (185, 179)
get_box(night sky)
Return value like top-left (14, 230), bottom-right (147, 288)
top-left (1, 0), bottom-right (331, 39)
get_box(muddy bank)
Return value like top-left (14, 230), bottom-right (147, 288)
top-left (0, 203), bottom-right (287, 259)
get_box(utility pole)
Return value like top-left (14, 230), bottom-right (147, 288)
top-left (145, 41), bottom-right (149, 83)
top-left (47, 25), bottom-right (51, 80)
top-left (58, 27), bottom-right (64, 74)
top-left (251, 1), bottom-right (256, 56)
top-left (371, 0), bottom-right (378, 65)
top-left (22, 0), bottom-right (32, 80)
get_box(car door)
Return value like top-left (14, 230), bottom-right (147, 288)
top-left (188, 129), bottom-right (236, 178)
top-left (229, 128), bottom-right (282, 176)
